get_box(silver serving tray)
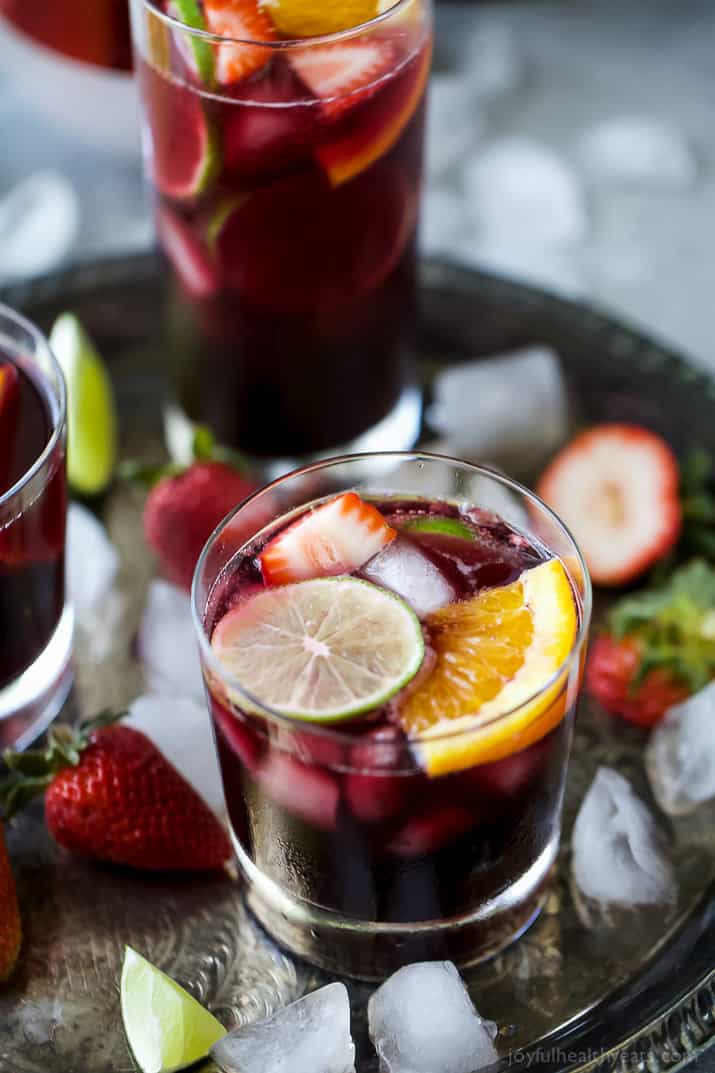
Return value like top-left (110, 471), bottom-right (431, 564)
top-left (0, 255), bottom-right (713, 1073)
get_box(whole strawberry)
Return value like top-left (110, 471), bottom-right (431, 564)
top-left (0, 822), bottom-right (21, 983)
top-left (122, 426), bottom-right (260, 591)
top-left (586, 560), bottom-right (715, 727)
top-left (1, 715), bottom-right (231, 872)
top-left (586, 635), bottom-right (691, 728)
top-left (145, 460), bottom-right (258, 590)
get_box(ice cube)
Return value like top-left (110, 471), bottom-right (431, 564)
top-left (576, 117), bottom-right (696, 191)
top-left (427, 346), bottom-right (569, 469)
top-left (464, 138), bottom-right (587, 245)
top-left (645, 681), bottom-right (715, 816)
top-left (136, 579), bottom-right (204, 701)
top-left (420, 188), bottom-right (465, 257)
top-left (126, 693), bottom-right (224, 814)
top-left (368, 961), bottom-right (498, 1073)
top-left (0, 171), bottom-right (79, 283)
top-left (426, 75), bottom-right (483, 184)
top-left (362, 536), bottom-right (455, 618)
top-left (66, 503), bottom-right (119, 617)
top-left (211, 982), bottom-right (355, 1073)
top-left (66, 503), bottom-right (122, 659)
top-left (570, 767), bottom-right (676, 924)
top-left (461, 17), bottom-right (523, 100)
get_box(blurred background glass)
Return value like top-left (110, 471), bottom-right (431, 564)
top-left (0, 0), bottom-right (714, 377)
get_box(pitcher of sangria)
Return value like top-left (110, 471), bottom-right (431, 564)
top-left (130, 0), bottom-right (432, 465)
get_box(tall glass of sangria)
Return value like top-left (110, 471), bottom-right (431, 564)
top-left (192, 453), bottom-right (591, 979)
top-left (0, 304), bottom-right (71, 750)
top-left (130, 0), bottom-right (432, 464)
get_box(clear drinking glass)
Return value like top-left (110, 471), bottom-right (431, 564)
top-left (129, 0), bottom-right (432, 466)
top-left (192, 452), bottom-right (591, 979)
top-left (0, 304), bottom-right (71, 750)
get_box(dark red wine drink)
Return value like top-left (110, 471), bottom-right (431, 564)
top-left (0, 308), bottom-right (70, 748)
top-left (0, 0), bottom-right (132, 71)
top-left (131, 0), bottom-right (432, 460)
top-left (193, 454), bottom-right (591, 978)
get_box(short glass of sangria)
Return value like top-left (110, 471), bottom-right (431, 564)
top-left (192, 452), bottom-right (591, 979)
top-left (130, 0), bottom-right (432, 464)
top-left (0, 304), bottom-right (71, 750)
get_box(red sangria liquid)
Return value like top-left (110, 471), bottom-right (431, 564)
top-left (133, 0), bottom-right (431, 457)
top-left (199, 482), bottom-right (584, 977)
top-left (0, 355), bottom-right (67, 690)
top-left (0, 0), bottom-right (132, 71)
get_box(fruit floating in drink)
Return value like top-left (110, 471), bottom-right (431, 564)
top-left (194, 455), bottom-right (590, 978)
top-left (131, 0), bottom-right (432, 459)
top-left (0, 339), bottom-right (67, 716)
top-left (0, 0), bottom-right (132, 71)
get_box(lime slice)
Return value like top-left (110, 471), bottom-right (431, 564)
top-left (49, 313), bottom-right (117, 496)
top-left (211, 577), bottom-right (424, 722)
top-left (402, 516), bottom-right (475, 541)
top-left (168, 0), bottom-right (215, 86)
top-left (120, 947), bottom-right (226, 1073)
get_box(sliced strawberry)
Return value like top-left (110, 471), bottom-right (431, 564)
top-left (537, 424), bottom-right (682, 586)
top-left (205, 0), bottom-right (276, 85)
top-left (385, 804), bottom-right (475, 858)
top-left (255, 750), bottom-right (339, 830)
top-left (259, 492), bottom-right (396, 585)
top-left (290, 39), bottom-right (395, 118)
top-left (156, 203), bottom-right (219, 299)
top-left (212, 697), bottom-right (264, 771)
top-left (0, 363), bottom-right (20, 494)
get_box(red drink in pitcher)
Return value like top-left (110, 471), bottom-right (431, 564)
top-left (131, 0), bottom-right (432, 460)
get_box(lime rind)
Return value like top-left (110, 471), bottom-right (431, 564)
top-left (213, 577), bottom-right (425, 724)
top-left (168, 0), bottom-right (215, 87)
top-left (120, 946), bottom-right (226, 1073)
top-left (402, 515), bottom-right (475, 541)
top-left (49, 313), bottom-right (117, 496)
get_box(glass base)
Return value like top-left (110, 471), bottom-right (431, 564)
top-left (164, 385), bottom-right (423, 481)
top-left (0, 604), bottom-right (74, 750)
top-left (233, 832), bottom-right (559, 981)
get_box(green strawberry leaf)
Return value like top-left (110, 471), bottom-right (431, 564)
top-left (607, 559), bottom-right (715, 694)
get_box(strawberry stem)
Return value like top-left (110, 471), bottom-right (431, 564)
top-left (119, 424), bottom-right (248, 489)
top-left (0, 710), bottom-right (124, 820)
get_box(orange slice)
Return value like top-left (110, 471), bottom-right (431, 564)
top-left (316, 41), bottom-right (431, 186)
top-left (400, 559), bottom-right (579, 776)
top-left (260, 0), bottom-right (378, 38)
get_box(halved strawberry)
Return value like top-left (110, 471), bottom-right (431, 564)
top-left (537, 424), bottom-right (682, 586)
top-left (0, 362), bottom-right (20, 494)
top-left (290, 39), bottom-right (395, 118)
top-left (259, 492), bottom-right (396, 585)
top-left (205, 0), bottom-right (276, 84)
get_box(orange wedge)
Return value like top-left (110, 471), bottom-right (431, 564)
top-left (400, 559), bottom-right (579, 776)
top-left (260, 0), bottom-right (379, 38)
top-left (316, 41), bottom-right (431, 186)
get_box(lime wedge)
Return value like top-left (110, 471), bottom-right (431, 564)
top-left (211, 577), bottom-right (425, 722)
top-left (168, 0), bottom-right (215, 86)
top-left (120, 947), bottom-right (226, 1073)
top-left (402, 516), bottom-right (475, 541)
top-left (49, 313), bottom-right (117, 496)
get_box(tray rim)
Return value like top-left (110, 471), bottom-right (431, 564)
top-left (1, 251), bottom-right (714, 1073)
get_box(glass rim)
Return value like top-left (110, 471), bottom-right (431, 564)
top-left (192, 450), bottom-right (592, 745)
top-left (139, 0), bottom-right (418, 50)
top-left (0, 301), bottom-right (67, 510)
